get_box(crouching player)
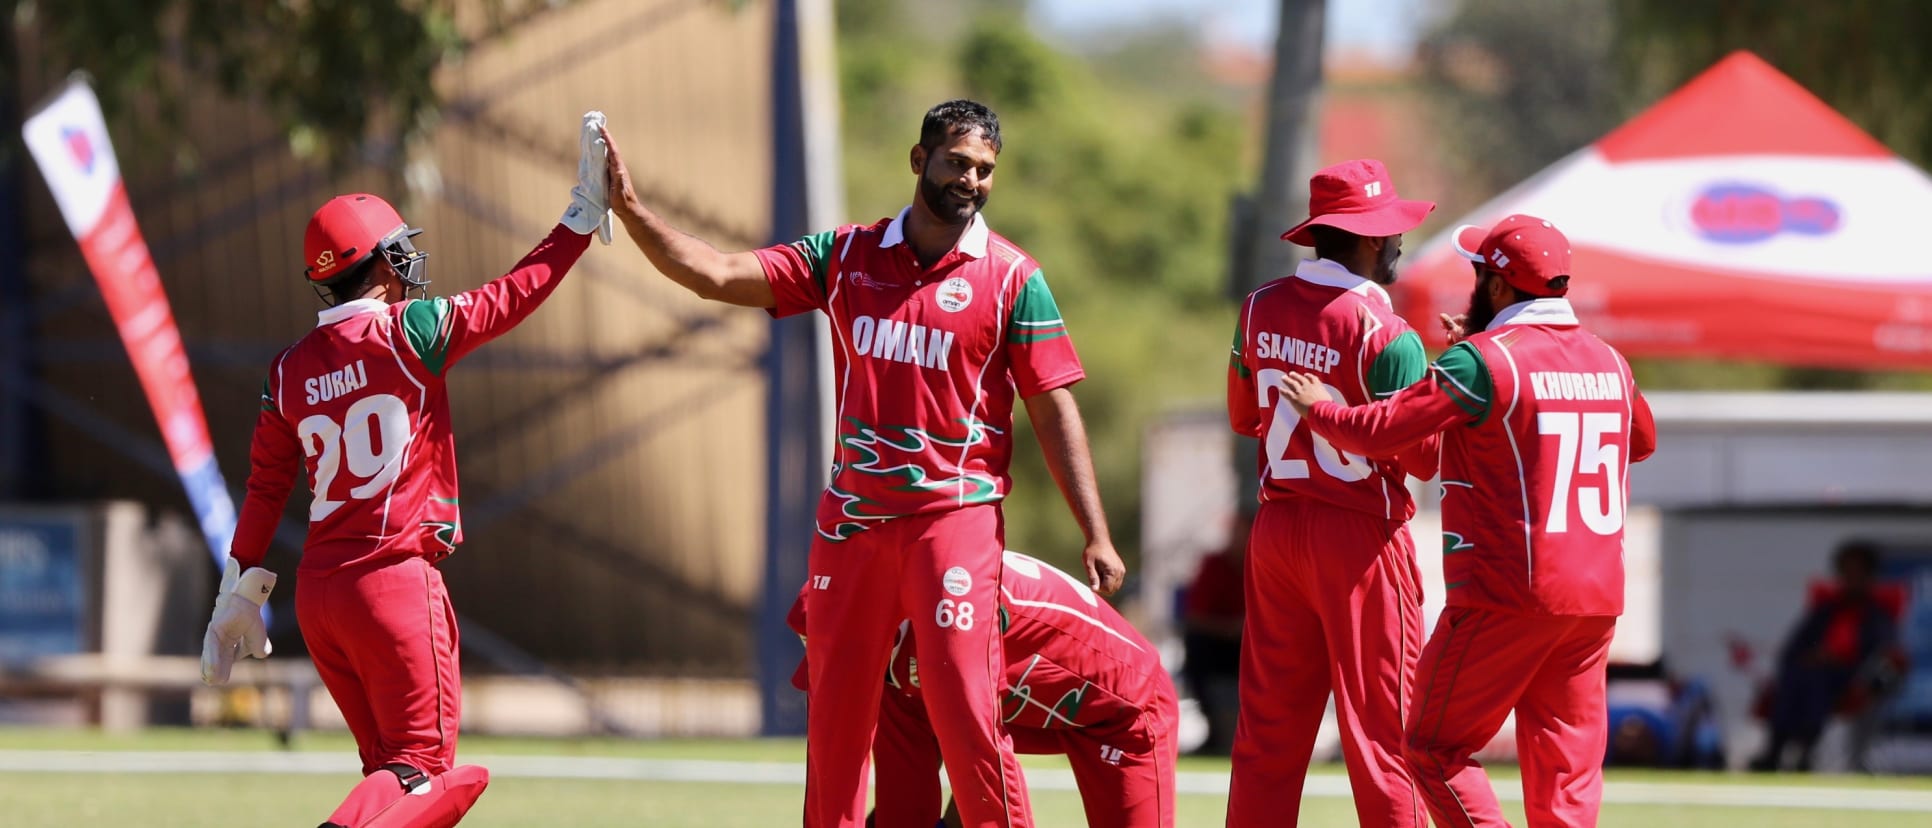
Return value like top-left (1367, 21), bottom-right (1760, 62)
top-left (197, 112), bottom-right (614, 827)
top-left (792, 551), bottom-right (1178, 828)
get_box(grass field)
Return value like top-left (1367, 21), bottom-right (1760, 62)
top-left (1, 727), bottom-right (1929, 826)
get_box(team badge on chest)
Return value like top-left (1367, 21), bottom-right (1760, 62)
top-left (937, 276), bottom-right (974, 312)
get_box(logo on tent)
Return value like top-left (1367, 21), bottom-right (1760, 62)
top-left (1689, 183), bottom-right (1839, 244)
top-left (61, 126), bottom-right (95, 174)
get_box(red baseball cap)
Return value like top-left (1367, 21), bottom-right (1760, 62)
top-left (1281, 159), bottom-right (1435, 246)
top-left (1453, 214), bottom-right (1572, 297)
top-left (303, 193), bottom-right (420, 284)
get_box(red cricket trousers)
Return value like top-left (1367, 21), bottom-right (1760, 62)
top-left (1226, 497), bottom-right (1423, 828)
top-left (1023, 677), bottom-right (1179, 828)
top-left (297, 555), bottom-right (462, 776)
top-left (804, 505), bottom-right (1031, 828)
top-left (872, 675), bottom-right (1179, 828)
top-left (1405, 608), bottom-right (1615, 828)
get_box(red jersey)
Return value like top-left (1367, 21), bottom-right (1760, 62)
top-left (755, 209), bottom-right (1084, 541)
top-left (230, 226), bottom-right (591, 574)
top-left (789, 551), bottom-right (1168, 731)
top-left (1304, 299), bottom-right (1658, 616)
top-left (1228, 259), bottom-right (1434, 520)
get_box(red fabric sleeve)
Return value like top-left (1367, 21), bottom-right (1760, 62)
top-left (753, 241), bottom-right (829, 319)
top-left (1008, 270), bottom-right (1085, 397)
top-left (441, 224), bottom-right (592, 369)
top-left (229, 407), bottom-right (303, 570)
top-left (1011, 338), bottom-right (1085, 398)
top-left (1304, 380), bottom-right (1473, 460)
top-left (1629, 388), bottom-right (1657, 463)
top-left (1228, 360), bottom-right (1261, 438)
top-left (1397, 433), bottom-right (1442, 481)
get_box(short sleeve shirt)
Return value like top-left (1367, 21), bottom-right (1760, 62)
top-left (754, 208), bottom-right (1084, 540)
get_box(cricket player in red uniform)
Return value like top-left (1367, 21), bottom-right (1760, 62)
top-left (602, 101), bottom-right (1123, 828)
top-left (197, 113), bottom-right (613, 828)
top-left (1225, 159), bottom-right (1436, 828)
top-left (790, 550), bottom-right (1177, 828)
top-left (1281, 215), bottom-right (1658, 828)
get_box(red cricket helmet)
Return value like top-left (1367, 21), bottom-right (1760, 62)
top-left (302, 194), bottom-right (429, 298)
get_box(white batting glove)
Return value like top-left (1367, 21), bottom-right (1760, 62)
top-left (200, 558), bottom-right (277, 686)
top-left (562, 109), bottom-right (615, 242)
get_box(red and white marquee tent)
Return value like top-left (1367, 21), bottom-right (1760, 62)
top-left (1393, 51), bottom-right (1932, 369)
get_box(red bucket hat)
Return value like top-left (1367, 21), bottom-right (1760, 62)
top-left (1453, 214), bottom-right (1573, 297)
top-left (1281, 159), bottom-right (1435, 246)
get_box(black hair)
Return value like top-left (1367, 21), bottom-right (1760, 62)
top-left (1476, 262), bottom-right (1571, 302)
top-left (1835, 538), bottom-right (1881, 572)
top-left (1307, 224), bottom-right (1363, 263)
top-left (323, 255), bottom-right (381, 306)
top-left (920, 99), bottom-right (1003, 154)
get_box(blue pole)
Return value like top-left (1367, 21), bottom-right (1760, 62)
top-left (0, 40), bottom-right (36, 499)
top-left (757, 0), bottom-right (821, 737)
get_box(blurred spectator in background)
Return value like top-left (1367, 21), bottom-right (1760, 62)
top-left (1750, 539), bottom-right (1904, 772)
top-left (1182, 505), bottom-right (1251, 756)
top-left (1604, 660), bottom-right (1726, 770)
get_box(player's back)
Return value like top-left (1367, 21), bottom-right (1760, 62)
top-left (996, 551), bottom-right (1163, 731)
top-left (269, 299), bottom-right (457, 573)
top-left (1232, 263), bottom-right (1421, 520)
top-left (1445, 315), bottom-right (1654, 616)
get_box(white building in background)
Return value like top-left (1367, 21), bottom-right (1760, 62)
top-left (1143, 391), bottom-right (1932, 770)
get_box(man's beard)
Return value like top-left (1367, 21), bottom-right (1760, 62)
top-left (1465, 282), bottom-right (1500, 334)
top-left (918, 168), bottom-right (985, 225)
top-left (1374, 238), bottom-right (1402, 284)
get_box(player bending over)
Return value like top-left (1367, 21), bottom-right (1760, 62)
top-left (793, 551), bottom-right (1178, 828)
top-left (198, 112), bottom-right (614, 828)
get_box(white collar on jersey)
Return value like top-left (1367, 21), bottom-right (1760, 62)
top-left (316, 298), bottom-right (387, 328)
top-left (1290, 258), bottom-right (1392, 306)
top-left (1487, 297), bottom-right (1579, 330)
top-left (879, 206), bottom-right (990, 259)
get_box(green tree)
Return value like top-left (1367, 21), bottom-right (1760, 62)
top-left (1422, 0), bottom-right (1932, 388)
top-left (1417, 0), bottom-right (1624, 197)
top-left (10, 0), bottom-right (532, 165)
top-left (1616, 0), bottom-right (1932, 170)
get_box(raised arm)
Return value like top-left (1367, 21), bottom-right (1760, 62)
top-left (1299, 378), bottom-right (1470, 459)
top-left (1367, 330), bottom-right (1442, 480)
top-left (602, 126), bottom-right (773, 308)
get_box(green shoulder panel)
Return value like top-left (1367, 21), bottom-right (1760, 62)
top-left (1229, 319), bottom-right (1251, 379)
top-left (1367, 330), bottom-right (1427, 398)
top-left (1008, 269), bottom-right (1070, 345)
top-left (1431, 341), bottom-right (1494, 421)
top-left (401, 297), bottom-right (456, 376)
top-left (793, 229), bottom-right (837, 297)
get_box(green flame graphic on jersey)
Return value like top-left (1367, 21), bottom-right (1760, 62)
top-left (820, 416), bottom-right (1005, 541)
top-left (1003, 654), bottom-right (1090, 728)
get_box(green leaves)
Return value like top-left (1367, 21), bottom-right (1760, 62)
top-left (15, 0), bottom-right (513, 168)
